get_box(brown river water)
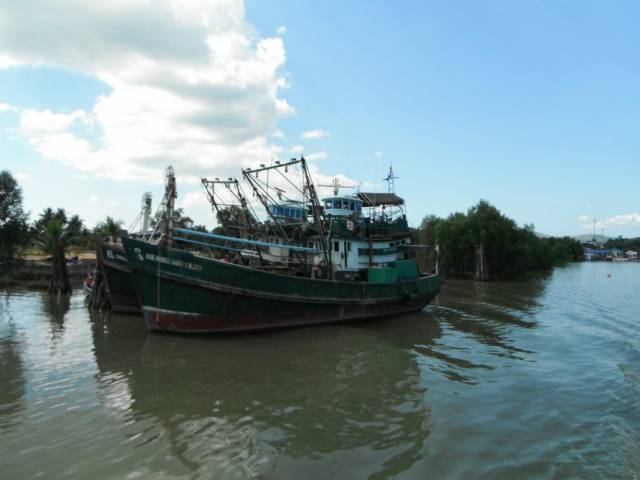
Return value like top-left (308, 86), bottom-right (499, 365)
top-left (1, 262), bottom-right (639, 479)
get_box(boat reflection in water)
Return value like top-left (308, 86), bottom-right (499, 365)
top-left (90, 310), bottom-right (442, 478)
top-left (0, 321), bottom-right (26, 432)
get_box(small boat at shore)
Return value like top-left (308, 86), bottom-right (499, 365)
top-left (93, 191), bottom-right (158, 313)
top-left (97, 241), bottom-right (140, 313)
top-left (118, 158), bottom-right (441, 333)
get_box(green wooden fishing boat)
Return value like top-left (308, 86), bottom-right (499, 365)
top-left (122, 237), bottom-right (440, 333)
top-left (98, 240), bottom-right (140, 313)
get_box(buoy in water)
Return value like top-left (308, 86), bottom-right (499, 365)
top-left (607, 273), bottom-right (612, 278)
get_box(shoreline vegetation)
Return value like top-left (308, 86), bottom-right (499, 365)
top-left (0, 170), bottom-right (637, 289)
top-left (412, 200), bottom-right (584, 281)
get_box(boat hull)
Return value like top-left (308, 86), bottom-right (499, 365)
top-left (122, 238), bottom-right (441, 333)
top-left (99, 242), bottom-right (141, 313)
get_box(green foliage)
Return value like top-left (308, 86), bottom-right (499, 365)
top-left (0, 170), bottom-right (29, 263)
top-left (42, 217), bottom-right (67, 255)
top-left (418, 200), bottom-right (584, 280)
top-left (604, 236), bottom-right (640, 252)
top-left (216, 205), bottom-right (254, 229)
top-left (31, 208), bottom-right (92, 250)
top-left (93, 216), bottom-right (123, 238)
top-left (172, 208), bottom-right (194, 229)
top-left (149, 208), bottom-right (193, 232)
top-left (190, 224), bottom-right (209, 233)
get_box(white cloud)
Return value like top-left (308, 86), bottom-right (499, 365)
top-left (0, 0), bottom-right (293, 182)
top-left (179, 190), bottom-right (208, 210)
top-left (89, 194), bottom-right (98, 206)
top-left (374, 150), bottom-right (382, 158)
top-left (276, 26), bottom-right (286, 35)
top-left (579, 213), bottom-right (640, 230)
top-left (14, 172), bottom-right (30, 181)
top-left (599, 213), bottom-right (640, 228)
top-left (289, 145), bottom-right (304, 154)
top-left (305, 151), bottom-right (327, 161)
top-left (577, 214), bottom-right (589, 222)
top-left (0, 54), bottom-right (19, 69)
top-left (301, 129), bottom-right (329, 139)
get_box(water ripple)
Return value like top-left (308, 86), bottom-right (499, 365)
top-left (1, 263), bottom-right (639, 478)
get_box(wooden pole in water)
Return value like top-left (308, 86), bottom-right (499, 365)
top-left (49, 240), bottom-right (71, 295)
top-left (474, 241), bottom-right (489, 281)
top-left (90, 245), bottom-right (110, 310)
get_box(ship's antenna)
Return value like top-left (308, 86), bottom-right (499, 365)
top-left (384, 164), bottom-right (399, 193)
top-left (319, 177), bottom-right (355, 196)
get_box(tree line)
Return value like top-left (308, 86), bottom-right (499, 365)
top-left (413, 200), bottom-right (584, 280)
top-left (1, 170), bottom-right (585, 281)
top-left (0, 170), bottom-right (210, 266)
top-left (603, 237), bottom-right (640, 253)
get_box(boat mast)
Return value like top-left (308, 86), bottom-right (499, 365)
top-left (201, 177), bottom-right (265, 264)
top-left (384, 164), bottom-right (399, 193)
top-left (202, 178), bottom-right (233, 236)
top-left (202, 178), bottom-right (259, 235)
top-left (319, 177), bottom-right (355, 196)
top-left (164, 166), bottom-right (177, 246)
top-left (141, 192), bottom-right (152, 236)
top-left (242, 158), bottom-right (301, 243)
top-left (300, 157), bottom-right (332, 272)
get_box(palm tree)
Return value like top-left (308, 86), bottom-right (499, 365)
top-left (32, 207), bottom-right (68, 237)
top-left (66, 214), bottom-right (85, 244)
top-left (43, 218), bottom-right (71, 294)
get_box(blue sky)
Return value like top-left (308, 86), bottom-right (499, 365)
top-left (1, 1), bottom-right (639, 236)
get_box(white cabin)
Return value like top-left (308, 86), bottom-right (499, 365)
top-left (323, 196), bottom-right (363, 217)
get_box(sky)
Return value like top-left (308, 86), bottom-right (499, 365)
top-left (0, 0), bottom-right (639, 237)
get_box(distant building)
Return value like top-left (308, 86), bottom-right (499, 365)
top-left (610, 248), bottom-right (624, 259)
top-left (584, 248), bottom-right (611, 261)
top-left (585, 247), bottom-right (639, 261)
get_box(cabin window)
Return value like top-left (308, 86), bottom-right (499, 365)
top-left (347, 242), bottom-right (352, 252)
top-left (349, 202), bottom-right (354, 211)
top-left (325, 200), bottom-right (332, 208)
top-left (356, 203), bottom-right (362, 212)
top-left (334, 241), bottom-right (339, 252)
top-left (332, 200), bottom-right (339, 209)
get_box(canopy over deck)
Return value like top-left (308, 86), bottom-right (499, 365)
top-left (357, 192), bottom-right (404, 207)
